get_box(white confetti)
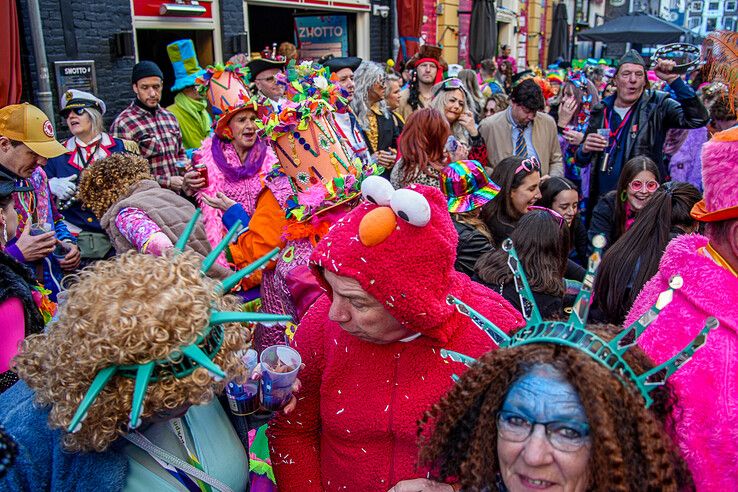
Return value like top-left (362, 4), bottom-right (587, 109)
top-left (384, 404), bottom-right (389, 412)
top-left (337, 408), bottom-right (345, 414)
top-left (361, 447), bottom-right (367, 453)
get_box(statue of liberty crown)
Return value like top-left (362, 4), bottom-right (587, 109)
top-left (67, 210), bottom-right (293, 433)
top-left (442, 235), bottom-right (718, 408)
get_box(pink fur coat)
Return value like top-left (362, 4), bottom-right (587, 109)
top-left (626, 234), bottom-right (738, 490)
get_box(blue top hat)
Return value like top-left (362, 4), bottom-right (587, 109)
top-left (167, 39), bottom-right (206, 92)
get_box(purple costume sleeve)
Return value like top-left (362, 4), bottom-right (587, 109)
top-left (115, 207), bottom-right (162, 252)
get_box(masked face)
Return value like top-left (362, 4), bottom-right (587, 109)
top-left (498, 364), bottom-right (591, 492)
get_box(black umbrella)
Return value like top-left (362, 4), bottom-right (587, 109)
top-left (547, 3), bottom-right (570, 65)
top-left (469, 0), bottom-right (497, 67)
top-left (577, 12), bottom-right (691, 45)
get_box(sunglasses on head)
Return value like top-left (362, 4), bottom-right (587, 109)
top-left (514, 157), bottom-right (541, 175)
top-left (433, 78), bottom-right (464, 97)
top-left (528, 205), bottom-right (565, 228)
top-left (629, 179), bottom-right (659, 193)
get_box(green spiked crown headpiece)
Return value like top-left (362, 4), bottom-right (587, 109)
top-left (442, 236), bottom-right (717, 408)
top-left (67, 210), bottom-right (292, 433)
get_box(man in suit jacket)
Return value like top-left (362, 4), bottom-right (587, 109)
top-left (479, 79), bottom-right (564, 177)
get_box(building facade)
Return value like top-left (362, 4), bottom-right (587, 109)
top-left (15, 0), bottom-right (387, 135)
top-left (686, 0), bottom-right (737, 34)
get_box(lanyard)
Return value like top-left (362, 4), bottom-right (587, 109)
top-left (124, 420), bottom-right (232, 492)
top-left (170, 418), bottom-right (212, 492)
top-left (602, 106), bottom-right (633, 144)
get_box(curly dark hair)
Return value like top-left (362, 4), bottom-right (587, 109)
top-left (510, 79), bottom-right (545, 112)
top-left (418, 324), bottom-right (693, 491)
top-left (77, 152), bottom-right (153, 218)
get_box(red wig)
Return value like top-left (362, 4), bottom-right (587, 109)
top-left (397, 108), bottom-right (450, 186)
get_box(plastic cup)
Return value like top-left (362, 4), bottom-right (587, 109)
top-left (226, 349), bottom-right (260, 416)
top-left (53, 241), bottom-right (71, 260)
top-left (259, 345), bottom-right (301, 411)
top-left (596, 128), bottom-right (610, 140)
top-left (30, 222), bottom-right (52, 236)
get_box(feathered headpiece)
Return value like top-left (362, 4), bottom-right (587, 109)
top-left (701, 31), bottom-right (738, 111)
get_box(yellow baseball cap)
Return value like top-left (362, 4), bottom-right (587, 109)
top-left (0, 103), bottom-right (67, 158)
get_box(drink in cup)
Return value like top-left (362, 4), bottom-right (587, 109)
top-left (596, 128), bottom-right (611, 172)
top-left (194, 162), bottom-right (209, 187)
top-left (53, 241), bottom-right (72, 260)
top-left (30, 222), bottom-right (52, 236)
top-left (226, 349), bottom-right (260, 416)
top-left (260, 345), bottom-right (301, 411)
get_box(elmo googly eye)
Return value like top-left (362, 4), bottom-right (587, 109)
top-left (390, 189), bottom-right (431, 226)
top-left (361, 176), bottom-right (395, 206)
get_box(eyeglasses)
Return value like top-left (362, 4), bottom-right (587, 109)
top-left (528, 205), bottom-right (565, 228)
top-left (256, 75), bottom-right (277, 83)
top-left (628, 179), bottom-right (659, 193)
top-left (497, 411), bottom-right (591, 453)
top-left (514, 157), bottom-right (541, 175)
top-left (433, 78), bottom-right (464, 97)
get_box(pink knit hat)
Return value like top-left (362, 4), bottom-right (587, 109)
top-left (310, 177), bottom-right (461, 336)
top-left (692, 126), bottom-right (738, 222)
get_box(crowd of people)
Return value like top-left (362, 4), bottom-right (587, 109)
top-left (0, 35), bottom-right (736, 492)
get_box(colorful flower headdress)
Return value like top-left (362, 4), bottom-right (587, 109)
top-left (257, 60), bottom-right (382, 221)
top-left (67, 211), bottom-right (291, 433)
top-left (441, 236), bottom-right (717, 408)
top-left (195, 62), bottom-right (261, 134)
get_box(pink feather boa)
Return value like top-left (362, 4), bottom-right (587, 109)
top-left (193, 135), bottom-right (279, 268)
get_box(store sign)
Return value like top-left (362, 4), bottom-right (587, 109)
top-left (54, 61), bottom-right (97, 97)
top-left (132, 0), bottom-right (213, 18)
top-left (295, 16), bottom-right (348, 59)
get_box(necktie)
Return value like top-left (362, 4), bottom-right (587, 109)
top-left (514, 126), bottom-right (528, 158)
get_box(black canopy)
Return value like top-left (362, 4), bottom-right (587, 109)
top-left (577, 12), bottom-right (691, 45)
top-left (469, 0), bottom-right (497, 67)
top-left (547, 3), bottom-right (570, 64)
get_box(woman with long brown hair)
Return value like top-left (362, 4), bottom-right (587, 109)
top-left (480, 156), bottom-right (542, 246)
top-left (592, 181), bottom-right (701, 324)
top-left (390, 108), bottom-right (450, 188)
top-left (475, 208), bottom-right (570, 319)
top-left (588, 156), bottom-right (661, 253)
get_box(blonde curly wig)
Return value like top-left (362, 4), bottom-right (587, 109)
top-left (12, 250), bottom-right (252, 452)
top-left (77, 152), bottom-right (153, 219)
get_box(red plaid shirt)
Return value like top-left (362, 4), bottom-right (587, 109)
top-left (109, 101), bottom-right (186, 189)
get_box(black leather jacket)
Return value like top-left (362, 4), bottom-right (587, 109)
top-left (579, 86), bottom-right (708, 211)
top-left (453, 221), bottom-right (493, 278)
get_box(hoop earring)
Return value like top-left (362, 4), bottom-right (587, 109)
top-left (620, 190), bottom-right (627, 202)
top-left (1, 223), bottom-right (7, 243)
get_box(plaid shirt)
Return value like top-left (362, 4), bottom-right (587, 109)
top-left (109, 101), bottom-right (186, 189)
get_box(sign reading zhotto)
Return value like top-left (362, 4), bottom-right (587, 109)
top-left (295, 16), bottom-right (349, 60)
top-left (54, 60), bottom-right (98, 99)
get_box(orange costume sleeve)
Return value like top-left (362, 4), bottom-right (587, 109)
top-left (228, 189), bottom-right (286, 290)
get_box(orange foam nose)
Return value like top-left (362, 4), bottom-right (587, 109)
top-left (359, 207), bottom-right (397, 246)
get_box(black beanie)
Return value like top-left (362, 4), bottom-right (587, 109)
top-left (618, 49), bottom-right (646, 68)
top-left (132, 61), bottom-right (164, 84)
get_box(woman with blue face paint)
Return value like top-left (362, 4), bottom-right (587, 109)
top-left (418, 325), bottom-right (693, 492)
